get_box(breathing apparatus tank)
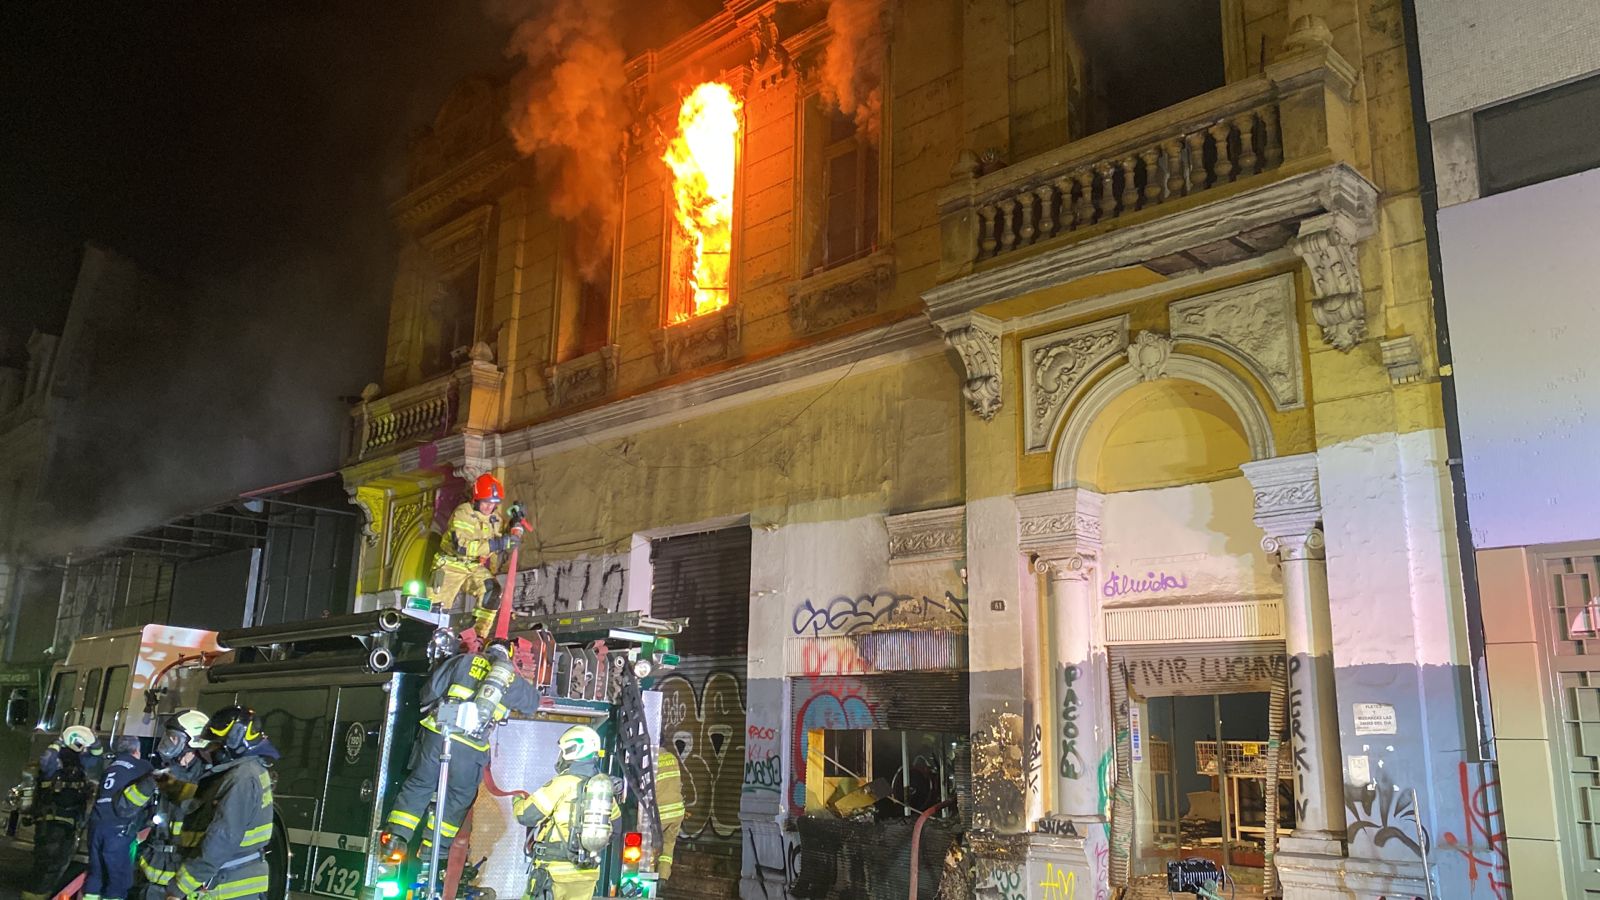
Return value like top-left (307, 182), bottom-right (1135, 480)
top-left (570, 772), bottom-right (617, 864)
top-left (469, 641), bottom-right (519, 738)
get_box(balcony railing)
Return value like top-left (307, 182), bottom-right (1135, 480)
top-left (938, 46), bottom-right (1359, 279)
top-left (347, 355), bottom-right (503, 464)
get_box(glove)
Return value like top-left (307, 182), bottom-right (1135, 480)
top-left (491, 533), bottom-right (521, 554)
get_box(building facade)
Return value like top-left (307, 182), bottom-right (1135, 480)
top-left (345, 0), bottom-right (1493, 896)
top-left (1415, 1), bottom-right (1600, 897)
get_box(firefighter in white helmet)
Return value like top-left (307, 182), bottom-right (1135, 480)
top-left (515, 725), bottom-right (620, 900)
top-left (23, 725), bottom-right (101, 900)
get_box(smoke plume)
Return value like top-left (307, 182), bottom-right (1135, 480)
top-left (820, 0), bottom-right (888, 144)
top-left (499, 0), bottom-right (632, 281)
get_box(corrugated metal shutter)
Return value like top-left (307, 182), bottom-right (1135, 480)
top-left (789, 673), bottom-right (969, 735)
top-left (1112, 640), bottom-right (1287, 698)
top-left (650, 527), bottom-right (752, 657)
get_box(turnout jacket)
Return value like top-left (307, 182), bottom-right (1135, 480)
top-left (435, 503), bottom-right (504, 570)
top-left (138, 773), bottom-right (202, 888)
top-left (420, 651), bottom-right (541, 752)
top-left (172, 742), bottom-right (278, 899)
top-left (89, 751), bottom-right (155, 832)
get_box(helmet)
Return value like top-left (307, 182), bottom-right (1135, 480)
top-left (204, 706), bottom-right (269, 760)
top-left (169, 708), bottom-right (211, 748)
top-left (60, 725), bottom-right (95, 753)
top-left (558, 725), bottom-right (602, 762)
top-left (473, 474), bottom-right (503, 503)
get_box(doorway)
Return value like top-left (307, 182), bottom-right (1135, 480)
top-left (1132, 691), bottom-right (1294, 890)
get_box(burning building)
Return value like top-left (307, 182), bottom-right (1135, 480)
top-left (342, 0), bottom-right (1495, 897)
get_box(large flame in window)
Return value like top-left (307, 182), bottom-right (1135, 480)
top-left (662, 82), bottom-right (741, 323)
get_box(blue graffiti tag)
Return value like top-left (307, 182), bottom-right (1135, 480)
top-left (790, 591), bottom-right (969, 637)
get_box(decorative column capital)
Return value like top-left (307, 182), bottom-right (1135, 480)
top-left (1241, 453), bottom-right (1323, 561)
top-left (1033, 550), bottom-right (1098, 581)
top-left (937, 311), bottom-right (1003, 421)
top-left (1291, 211), bottom-right (1370, 352)
top-left (1016, 487), bottom-right (1104, 564)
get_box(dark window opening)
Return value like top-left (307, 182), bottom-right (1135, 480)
top-left (807, 104), bottom-right (880, 274)
top-left (556, 233), bottom-right (614, 365)
top-left (1476, 72), bottom-right (1600, 197)
top-left (816, 728), bottom-right (957, 819)
top-left (1066, 0), bottom-right (1226, 137)
top-left (42, 670), bottom-right (78, 731)
top-left (425, 262), bottom-right (479, 377)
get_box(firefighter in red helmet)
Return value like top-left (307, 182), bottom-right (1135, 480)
top-left (428, 472), bottom-right (527, 636)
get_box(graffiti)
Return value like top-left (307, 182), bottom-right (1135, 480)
top-left (790, 678), bottom-right (880, 812)
top-left (743, 753), bottom-right (781, 793)
top-left (799, 640), bottom-right (872, 676)
top-left (511, 554), bottom-right (626, 616)
top-left (1060, 665), bottom-right (1084, 780)
top-left (747, 828), bottom-right (801, 899)
top-left (1038, 862), bottom-right (1077, 900)
top-left (748, 724), bottom-right (777, 741)
top-left (1287, 656), bottom-right (1311, 820)
top-left (1090, 829), bottom-right (1110, 900)
top-left (1025, 723), bottom-right (1043, 795)
top-left (975, 862), bottom-right (1025, 900)
top-left (1117, 654), bottom-right (1285, 691)
top-left (1101, 570), bottom-right (1188, 598)
top-left (1441, 762), bottom-right (1509, 899)
top-left (1345, 777), bottom-right (1422, 858)
top-left (658, 667), bottom-right (747, 842)
top-left (1097, 746), bottom-right (1114, 821)
top-left (1036, 817), bottom-right (1078, 836)
top-left (970, 710), bottom-right (1027, 832)
top-left (790, 591), bottom-right (968, 637)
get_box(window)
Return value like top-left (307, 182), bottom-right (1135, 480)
top-left (96, 666), bottom-right (130, 734)
top-left (41, 670), bottom-right (78, 731)
top-left (78, 668), bottom-right (103, 729)
top-left (1065, 0), bottom-right (1226, 137)
top-left (553, 231), bottom-right (614, 364)
top-left (424, 262), bottom-right (480, 377)
top-left (804, 101), bottom-right (880, 274)
top-left (811, 728), bottom-right (957, 818)
top-left (662, 82), bottom-right (741, 324)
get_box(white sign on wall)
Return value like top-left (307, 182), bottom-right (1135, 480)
top-left (1352, 702), bottom-right (1398, 736)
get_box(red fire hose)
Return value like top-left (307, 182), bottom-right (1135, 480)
top-left (907, 800), bottom-right (956, 900)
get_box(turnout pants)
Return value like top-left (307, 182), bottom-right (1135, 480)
top-left (527, 860), bottom-right (603, 900)
top-left (85, 824), bottom-right (136, 900)
top-left (428, 560), bottom-right (492, 613)
top-left (27, 820), bottom-right (79, 898)
top-left (385, 728), bottom-right (488, 855)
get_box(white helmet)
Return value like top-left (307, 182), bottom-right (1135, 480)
top-left (169, 708), bottom-right (211, 748)
top-left (60, 725), bottom-right (95, 753)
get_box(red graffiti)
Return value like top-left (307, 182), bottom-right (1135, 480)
top-left (800, 642), bottom-right (872, 676)
top-left (1441, 762), bottom-right (1509, 899)
top-left (748, 725), bottom-right (777, 741)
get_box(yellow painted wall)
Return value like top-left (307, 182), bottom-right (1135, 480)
top-left (1077, 380), bottom-right (1252, 493)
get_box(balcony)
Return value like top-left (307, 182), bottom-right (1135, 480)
top-left (346, 350), bottom-right (503, 465)
top-left (932, 45), bottom-right (1372, 311)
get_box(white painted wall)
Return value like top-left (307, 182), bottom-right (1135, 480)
top-left (1414, 0), bottom-right (1600, 120)
top-left (1438, 167), bottom-right (1600, 549)
top-left (1098, 477), bottom-right (1279, 605)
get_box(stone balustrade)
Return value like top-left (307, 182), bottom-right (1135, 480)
top-left (938, 47), bottom-right (1359, 279)
top-left (347, 355), bottom-right (503, 463)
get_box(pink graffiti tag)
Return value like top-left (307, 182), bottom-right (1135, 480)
top-left (1441, 762), bottom-right (1509, 899)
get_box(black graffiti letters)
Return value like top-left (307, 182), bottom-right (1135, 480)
top-left (1060, 665), bottom-right (1084, 780)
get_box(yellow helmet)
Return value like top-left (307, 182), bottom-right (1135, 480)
top-left (558, 725), bottom-right (602, 762)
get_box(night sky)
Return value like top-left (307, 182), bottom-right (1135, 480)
top-left (0, 1), bottom-right (507, 543)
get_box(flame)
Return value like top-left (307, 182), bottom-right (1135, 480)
top-left (662, 82), bottom-right (741, 323)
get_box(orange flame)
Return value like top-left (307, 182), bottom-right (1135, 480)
top-left (662, 82), bottom-right (741, 323)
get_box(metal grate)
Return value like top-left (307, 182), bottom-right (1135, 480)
top-left (1104, 599), bottom-right (1284, 645)
top-left (1194, 740), bottom-right (1291, 777)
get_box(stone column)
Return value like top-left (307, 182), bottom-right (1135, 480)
top-left (1242, 454), bottom-right (1346, 854)
top-left (1016, 488), bottom-right (1105, 826)
top-left (1283, 0), bottom-right (1334, 54)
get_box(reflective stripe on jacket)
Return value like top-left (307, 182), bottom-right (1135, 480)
top-left (418, 652), bottom-right (541, 750)
top-left (655, 749), bottom-right (685, 824)
top-left (91, 752), bottom-right (155, 829)
top-left (172, 755), bottom-right (274, 898)
top-left (436, 502), bottom-right (501, 565)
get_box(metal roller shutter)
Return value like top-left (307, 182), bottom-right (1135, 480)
top-left (1112, 640), bottom-right (1287, 698)
top-left (649, 526), bottom-right (752, 658)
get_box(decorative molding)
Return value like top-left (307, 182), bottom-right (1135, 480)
top-left (885, 505), bottom-right (966, 564)
top-left (392, 149), bottom-right (517, 231)
top-left (787, 252), bottom-right (895, 335)
top-left (1170, 273), bottom-right (1304, 410)
top-left (1291, 211), bottom-right (1370, 351)
top-left (1032, 550), bottom-right (1097, 583)
top-left (939, 312), bottom-right (1003, 420)
top-left (1126, 331), bottom-right (1173, 382)
top-left (544, 345), bottom-right (619, 409)
top-left (1380, 335), bottom-right (1423, 384)
top-left (1240, 452), bottom-right (1323, 559)
top-left (652, 306), bottom-right (742, 375)
top-left (419, 204), bottom-right (494, 271)
top-left (1053, 355), bottom-right (1275, 489)
top-left (1021, 316), bottom-right (1128, 453)
top-left (1016, 488), bottom-right (1105, 563)
top-left (346, 487), bottom-right (380, 546)
top-left (923, 163), bottom-right (1379, 321)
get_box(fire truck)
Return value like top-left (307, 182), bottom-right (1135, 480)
top-left (17, 605), bottom-right (683, 900)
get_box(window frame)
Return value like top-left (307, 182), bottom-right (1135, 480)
top-left (659, 88), bottom-right (745, 328)
top-left (800, 97), bottom-right (883, 276)
top-left (551, 223), bottom-right (618, 365)
top-left (414, 205), bottom-right (496, 380)
top-left (96, 665), bottom-right (130, 735)
top-left (41, 669), bottom-right (79, 732)
top-left (77, 667), bottom-right (103, 729)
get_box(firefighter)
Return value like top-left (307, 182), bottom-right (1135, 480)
top-left (381, 639), bottom-right (541, 865)
top-left (515, 725), bottom-right (620, 900)
top-left (428, 473), bottom-right (526, 637)
top-left (653, 745), bottom-right (685, 881)
top-left (85, 735), bottom-right (155, 900)
top-left (168, 707), bottom-right (279, 900)
top-left (135, 709), bottom-right (210, 900)
top-left (23, 725), bottom-right (98, 900)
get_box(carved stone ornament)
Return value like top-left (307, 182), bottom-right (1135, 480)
top-left (787, 253), bottom-right (894, 335)
top-left (940, 312), bottom-right (1003, 421)
top-left (1126, 331), bottom-right (1173, 382)
top-left (1170, 273), bottom-right (1304, 410)
top-left (544, 345), bottom-right (619, 409)
top-left (653, 307), bottom-right (742, 375)
top-left (1015, 487), bottom-right (1104, 559)
top-left (1021, 315), bottom-right (1128, 453)
top-left (1239, 453), bottom-right (1323, 560)
top-left (1291, 212), bottom-right (1367, 351)
top-left (1380, 334), bottom-right (1423, 384)
top-left (885, 505), bottom-right (966, 564)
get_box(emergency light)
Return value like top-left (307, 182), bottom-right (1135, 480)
top-left (622, 831), bottom-right (643, 865)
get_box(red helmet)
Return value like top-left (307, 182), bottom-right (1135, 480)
top-left (473, 473), bottom-right (503, 503)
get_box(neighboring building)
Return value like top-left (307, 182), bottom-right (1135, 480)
top-left (1415, 2), bottom-right (1600, 897)
top-left (345, 0), bottom-right (1485, 897)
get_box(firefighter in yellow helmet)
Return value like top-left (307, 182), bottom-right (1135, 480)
top-left (428, 473), bottom-right (528, 638)
top-left (514, 725), bottom-right (620, 900)
top-left (168, 707), bottom-right (278, 900)
top-left (653, 746), bottom-right (685, 881)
